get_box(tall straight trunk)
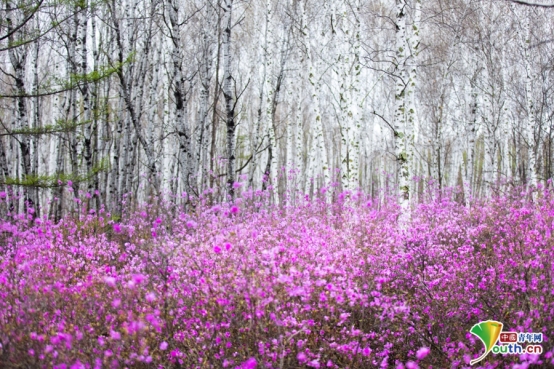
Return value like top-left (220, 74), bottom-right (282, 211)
top-left (49, 58), bottom-right (63, 219)
top-left (294, 58), bottom-right (304, 175)
top-left (135, 0), bottom-right (159, 194)
top-left (349, 2), bottom-right (362, 191)
top-left (120, 115), bottom-right (132, 199)
top-left (77, 0), bottom-right (93, 188)
top-left (169, 0), bottom-right (193, 196)
top-left (90, 3), bottom-right (102, 209)
top-left (339, 0), bottom-right (362, 191)
top-left (521, 8), bottom-right (538, 188)
top-left (285, 94), bottom-right (294, 177)
top-left (262, 63), bottom-right (283, 194)
top-left (146, 33), bottom-right (162, 193)
top-left (394, 0), bottom-right (409, 213)
top-left (222, 0), bottom-right (236, 198)
top-left (32, 36), bottom-right (40, 215)
top-left (6, 0), bottom-right (34, 212)
top-left (301, 1), bottom-right (329, 195)
top-left (249, 0), bottom-right (271, 187)
top-left (197, 4), bottom-right (215, 189)
top-left (210, 6), bottom-right (222, 190)
top-left (466, 67), bottom-right (480, 205)
top-left (262, 25), bottom-right (289, 201)
top-left (68, 10), bottom-right (80, 198)
top-left (482, 87), bottom-right (495, 195)
top-left (52, 135), bottom-right (65, 220)
top-left (405, 0), bottom-right (420, 199)
top-left (0, 137), bottom-right (8, 182)
top-left (337, 1), bottom-right (352, 191)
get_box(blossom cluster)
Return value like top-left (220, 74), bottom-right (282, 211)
top-left (0, 188), bottom-right (553, 368)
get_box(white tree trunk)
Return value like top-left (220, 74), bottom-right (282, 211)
top-left (406, 0), bottom-right (420, 200)
top-left (394, 0), bottom-right (410, 215)
top-left (302, 1), bottom-right (329, 195)
top-left (521, 8), bottom-right (538, 188)
top-left (169, 0), bottom-right (192, 194)
top-left (222, 0), bottom-right (236, 198)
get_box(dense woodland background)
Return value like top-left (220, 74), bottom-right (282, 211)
top-left (1, 0), bottom-right (554, 217)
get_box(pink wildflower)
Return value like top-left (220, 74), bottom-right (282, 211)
top-left (240, 358), bottom-right (256, 369)
top-left (103, 276), bottom-right (116, 287)
top-left (110, 330), bottom-right (121, 340)
top-left (416, 347), bottom-right (430, 360)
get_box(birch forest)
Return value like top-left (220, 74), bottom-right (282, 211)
top-left (3, 0), bottom-right (554, 367)
top-left (1, 0), bottom-right (553, 216)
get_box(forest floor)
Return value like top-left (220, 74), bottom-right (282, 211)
top-left (0, 187), bottom-right (552, 368)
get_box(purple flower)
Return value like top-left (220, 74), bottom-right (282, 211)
top-left (160, 341), bottom-right (168, 350)
top-left (214, 245), bottom-right (222, 254)
top-left (240, 357), bottom-right (257, 369)
top-left (416, 347), bottom-right (430, 360)
top-left (132, 274), bottom-right (146, 285)
top-left (110, 330), bottom-right (121, 340)
top-left (103, 276), bottom-right (116, 287)
top-left (307, 360), bottom-right (320, 368)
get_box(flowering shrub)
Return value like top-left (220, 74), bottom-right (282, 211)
top-left (0, 188), bottom-right (553, 368)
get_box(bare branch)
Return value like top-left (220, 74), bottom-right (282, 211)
top-left (507, 0), bottom-right (554, 7)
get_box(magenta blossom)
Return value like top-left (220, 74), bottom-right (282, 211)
top-left (416, 347), bottom-right (430, 360)
top-left (239, 357), bottom-right (256, 369)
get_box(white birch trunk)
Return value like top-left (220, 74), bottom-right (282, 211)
top-left (222, 0), bottom-right (236, 198)
top-left (302, 1), bottom-right (329, 195)
top-left (168, 0), bottom-right (192, 194)
top-left (394, 0), bottom-right (409, 215)
top-left (466, 67), bottom-right (480, 205)
top-left (406, 0), bottom-right (420, 200)
top-left (521, 9), bottom-right (538, 188)
top-left (249, 0), bottom-right (271, 188)
top-left (197, 4), bottom-right (215, 189)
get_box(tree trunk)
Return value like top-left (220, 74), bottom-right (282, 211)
top-left (394, 0), bottom-right (409, 214)
top-left (222, 0), bottom-right (236, 199)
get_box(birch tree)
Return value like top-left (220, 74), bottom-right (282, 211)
top-left (222, 0), bottom-right (236, 198)
top-left (519, 7), bottom-right (539, 187)
top-left (168, 0), bottom-right (193, 195)
top-left (302, 0), bottom-right (329, 195)
top-left (393, 0), bottom-right (410, 211)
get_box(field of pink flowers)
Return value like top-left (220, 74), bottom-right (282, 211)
top-left (0, 187), bottom-right (553, 369)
